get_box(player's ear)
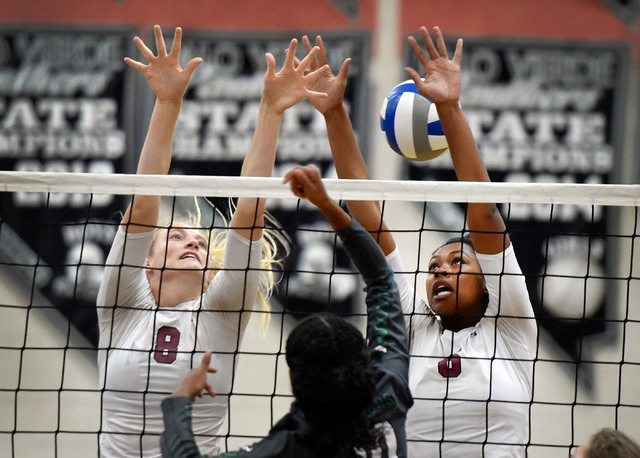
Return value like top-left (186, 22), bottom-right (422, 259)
top-left (145, 258), bottom-right (153, 276)
top-left (202, 269), bottom-right (213, 292)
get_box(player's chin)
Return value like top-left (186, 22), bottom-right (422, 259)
top-left (177, 267), bottom-right (210, 280)
top-left (430, 301), bottom-right (454, 317)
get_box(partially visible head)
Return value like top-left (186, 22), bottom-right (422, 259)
top-left (426, 235), bottom-right (488, 331)
top-left (286, 314), bottom-right (375, 418)
top-left (574, 428), bottom-right (640, 458)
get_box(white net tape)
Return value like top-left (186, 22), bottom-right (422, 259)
top-left (2, 170), bottom-right (640, 205)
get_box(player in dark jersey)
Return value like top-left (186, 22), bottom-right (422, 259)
top-left (161, 164), bottom-right (413, 458)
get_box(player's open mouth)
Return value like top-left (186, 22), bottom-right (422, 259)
top-left (180, 252), bottom-right (199, 262)
top-left (434, 283), bottom-right (453, 299)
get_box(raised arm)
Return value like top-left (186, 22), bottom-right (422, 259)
top-left (284, 165), bottom-right (411, 457)
top-left (405, 26), bottom-right (509, 254)
top-left (230, 39), bottom-right (329, 240)
top-left (284, 163), bottom-right (408, 362)
top-left (300, 35), bottom-right (397, 255)
top-left (284, 164), bottom-right (351, 230)
top-left (121, 25), bottom-right (202, 233)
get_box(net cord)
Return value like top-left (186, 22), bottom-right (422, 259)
top-left (1, 171), bottom-right (639, 206)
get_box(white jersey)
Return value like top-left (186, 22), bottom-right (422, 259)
top-left (387, 244), bottom-right (537, 457)
top-left (96, 227), bottom-right (263, 458)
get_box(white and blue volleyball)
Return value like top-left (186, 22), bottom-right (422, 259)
top-left (380, 80), bottom-right (448, 161)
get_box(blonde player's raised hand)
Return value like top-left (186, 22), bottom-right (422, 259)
top-left (124, 25), bottom-right (202, 102)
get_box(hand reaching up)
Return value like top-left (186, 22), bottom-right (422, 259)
top-left (283, 165), bottom-right (351, 231)
top-left (298, 35), bottom-right (351, 114)
top-left (283, 165), bottom-right (329, 207)
top-left (262, 39), bottom-right (329, 114)
top-left (405, 26), bottom-right (462, 105)
top-left (124, 25), bottom-right (202, 102)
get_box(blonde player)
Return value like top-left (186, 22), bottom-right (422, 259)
top-left (300, 26), bottom-right (537, 456)
top-left (96, 25), bottom-right (328, 457)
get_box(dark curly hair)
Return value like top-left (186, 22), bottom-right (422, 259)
top-left (285, 313), bottom-right (378, 457)
top-left (434, 234), bottom-right (475, 255)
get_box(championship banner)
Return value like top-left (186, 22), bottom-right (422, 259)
top-left (167, 29), bottom-right (371, 317)
top-left (404, 38), bottom-right (628, 361)
top-left (0, 27), bottom-right (136, 345)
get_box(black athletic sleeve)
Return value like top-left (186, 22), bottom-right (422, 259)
top-left (161, 395), bottom-right (305, 457)
top-left (336, 218), bottom-right (412, 458)
top-left (161, 397), bottom-right (210, 458)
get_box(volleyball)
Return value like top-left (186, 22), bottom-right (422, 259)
top-left (380, 80), bottom-right (449, 161)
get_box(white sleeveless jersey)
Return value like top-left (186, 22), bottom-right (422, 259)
top-left (96, 228), bottom-right (263, 457)
top-left (387, 244), bottom-right (537, 457)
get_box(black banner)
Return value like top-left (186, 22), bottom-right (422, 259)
top-left (0, 26), bottom-right (136, 345)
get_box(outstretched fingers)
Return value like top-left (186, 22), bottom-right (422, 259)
top-left (297, 45), bottom-right (320, 73)
top-left (289, 51), bottom-right (304, 70)
top-left (125, 32), bottom-right (157, 73)
top-left (304, 62), bottom-right (330, 85)
top-left (132, 35), bottom-right (156, 63)
top-left (124, 56), bottom-right (147, 73)
top-left (336, 57), bottom-right (351, 83)
top-left (125, 24), bottom-right (188, 73)
top-left (432, 26), bottom-right (449, 59)
top-left (303, 64), bottom-right (331, 100)
top-left (287, 50), bottom-right (309, 76)
top-left (314, 35), bottom-right (330, 68)
top-left (452, 38), bottom-right (463, 66)
top-left (408, 35), bottom-right (429, 68)
top-left (300, 35), bottom-right (319, 72)
top-left (411, 26), bottom-right (462, 70)
top-left (265, 52), bottom-right (277, 78)
top-left (153, 24), bottom-right (168, 57)
top-left (283, 38), bottom-right (299, 70)
top-left (298, 45), bottom-right (329, 100)
top-left (404, 66), bottom-right (423, 87)
top-left (169, 26), bottom-right (183, 58)
top-left (183, 57), bottom-right (203, 78)
top-left (420, 26), bottom-right (440, 60)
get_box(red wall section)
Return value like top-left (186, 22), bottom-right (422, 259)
top-left (402, 0), bottom-right (629, 38)
top-left (0, 0), bottom-right (637, 56)
top-left (401, 0), bottom-right (640, 53)
top-left (0, 0), bottom-right (376, 31)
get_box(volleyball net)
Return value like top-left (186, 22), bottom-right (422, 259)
top-left (1, 171), bottom-right (639, 457)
